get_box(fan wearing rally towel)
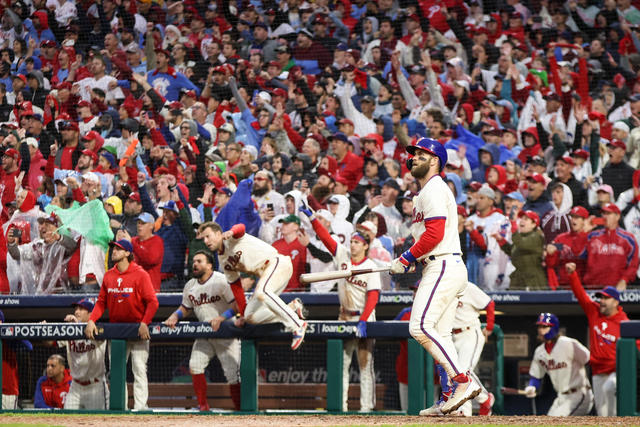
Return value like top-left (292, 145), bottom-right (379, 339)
top-left (299, 205), bottom-right (381, 412)
top-left (164, 251), bottom-right (241, 411)
top-left (199, 222), bottom-right (308, 350)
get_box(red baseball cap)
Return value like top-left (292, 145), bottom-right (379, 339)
top-left (601, 203), bottom-right (621, 215)
top-left (271, 88), bottom-right (287, 99)
top-left (127, 192), bottom-right (141, 203)
top-left (569, 206), bottom-right (589, 218)
top-left (527, 173), bottom-right (546, 185)
top-left (3, 148), bottom-right (20, 160)
top-left (77, 100), bottom-right (92, 109)
top-left (81, 149), bottom-right (98, 164)
top-left (518, 209), bottom-right (540, 227)
top-left (608, 139), bottom-right (627, 150)
top-left (558, 156), bottom-right (574, 166)
top-left (571, 149), bottom-right (589, 159)
top-left (82, 130), bottom-right (104, 144)
top-left (338, 118), bottom-right (354, 127)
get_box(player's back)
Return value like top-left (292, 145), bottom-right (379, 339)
top-left (221, 233), bottom-right (279, 275)
top-left (410, 175), bottom-right (461, 258)
top-left (452, 282), bottom-right (490, 329)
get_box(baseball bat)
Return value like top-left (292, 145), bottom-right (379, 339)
top-left (300, 265), bottom-right (391, 284)
top-left (500, 386), bottom-right (528, 396)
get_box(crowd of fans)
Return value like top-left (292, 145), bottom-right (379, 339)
top-left (1, 0), bottom-right (640, 294)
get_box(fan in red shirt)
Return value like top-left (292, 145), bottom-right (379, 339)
top-left (272, 215), bottom-right (307, 292)
top-left (565, 262), bottom-right (634, 416)
top-left (331, 132), bottom-right (363, 191)
top-left (86, 239), bottom-right (159, 410)
top-left (128, 213), bottom-right (164, 292)
top-left (545, 206), bottom-right (589, 289)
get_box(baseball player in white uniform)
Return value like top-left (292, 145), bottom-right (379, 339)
top-left (389, 138), bottom-right (480, 415)
top-left (60, 299), bottom-right (109, 410)
top-left (199, 222), bottom-right (308, 350)
top-left (164, 251), bottom-right (242, 411)
top-left (525, 313), bottom-right (594, 416)
top-left (451, 282), bottom-right (495, 416)
top-left (301, 205), bottom-right (382, 412)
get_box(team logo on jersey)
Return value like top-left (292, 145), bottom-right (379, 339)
top-left (70, 341), bottom-right (96, 354)
top-left (117, 278), bottom-right (123, 287)
top-left (538, 359), bottom-right (567, 370)
top-left (291, 250), bottom-right (299, 260)
top-left (224, 251), bottom-right (243, 271)
top-left (346, 275), bottom-right (367, 289)
top-left (340, 263), bottom-right (348, 270)
top-left (189, 293), bottom-right (222, 306)
top-left (412, 208), bottom-right (425, 224)
top-left (594, 323), bottom-right (617, 345)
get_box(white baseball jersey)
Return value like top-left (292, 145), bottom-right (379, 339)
top-left (529, 336), bottom-right (591, 394)
top-left (57, 339), bottom-right (107, 382)
top-left (452, 282), bottom-right (491, 329)
top-left (254, 190), bottom-right (286, 216)
top-left (219, 233), bottom-right (279, 283)
top-left (467, 210), bottom-right (513, 290)
top-left (182, 272), bottom-right (235, 321)
top-left (410, 175), bottom-right (461, 259)
top-left (334, 244), bottom-right (382, 319)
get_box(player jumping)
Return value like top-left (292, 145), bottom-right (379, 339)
top-left (199, 222), bottom-right (308, 350)
top-left (390, 138), bottom-right (480, 415)
top-left (300, 205), bottom-right (381, 412)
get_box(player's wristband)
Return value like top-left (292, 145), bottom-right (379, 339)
top-left (175, 309), bottom-right (184, 320)
top-left (400, 249), bottom-right (416, 265)
top-left (222, 309), bottom-right (235, 320)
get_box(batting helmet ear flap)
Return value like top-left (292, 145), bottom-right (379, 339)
top-left (406, 156), bottom-right (413, 171)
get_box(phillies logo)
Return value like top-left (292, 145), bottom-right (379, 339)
top-left (70, 341), bottom-right (96, 354)
top-left (189, 293), bottom-right (222, 306)
top-left (117, 278), bottom-right (123, 287)
top-left (224, 251), bottom-right (243, 271)
top-left (346, 275), bottom-right (367, 289)
top-left (412, 208), bottom-right (424, 224)
top-left (538, 359), bottom-right (568, 370)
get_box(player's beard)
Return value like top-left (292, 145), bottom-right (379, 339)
top-left (192, 268), bottom-right (204, 279)
top-left (410, 162), bottom-right (430, 179)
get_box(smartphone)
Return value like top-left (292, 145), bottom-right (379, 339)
top-left (12, 228), bottom-right (22, 239)
top-left (267, 203), bottom-right (274, 211)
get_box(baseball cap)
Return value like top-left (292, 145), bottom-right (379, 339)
top-left (128, 192), bottom-right (141, 203)
top-left (23, 137), bottom-right (39, 149)
top-left (357, 220), bottom-right (378, 236)
top-left (613, 121), bottom-right (630, 133)
top-left (82, 172), bottom-right (99, 183)
top-left (330, 132), bottom-right (349, 143)
top-left (71, 298), bottom-right (94, 312)
top-left (477, 184), bottom-right (496, 200)
top-left (518, 209), bottom-right (540, 227)
top-left (382, 178), bottom-right (400, 191)
top-left (213, 187), bottom-right (232, 197)
top-left (137, 212), bottom-right (155, 224)
top-left (82, 131), bottom-right (104, 144)
top-left (109, 239), bottom-right (133, 253)
top-left (558, 156), bottom-right (574, 166)
top-left (596, 184), bottom-right (614, 198)
top-left (278, 214), bottom-right (301, 225)
top-left (527, 173), bottom-right (546, 185)
top-left (77, 100), bottom-right (91, 109)
top-left (571, 149), bottom-right (589, 159)
top-left (3, 148), bottom-right (20, 160)
top-left (601, 203), bottom-right (621, 215)
top-left (569, 206), bottom-right (589, 218)
top-left (37, 212), bottom-right (61, 226)
top-left (159, 200), bottom-right (180, 213)
top-left (608, 139), bottom-right (627, 150)
top-left (338, 118), bottom-right (354, 127)
top-left (327, 196), bottom-right (340, 204)
top-left (504, 191), bottom-right (525, 203)
top-left (315, 209), bottom-right (334, 222)
top-left (596, 286), bottom-right (620, 301)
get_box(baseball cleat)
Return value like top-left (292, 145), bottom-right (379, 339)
top-left (290, 298), bottom-right (308, 320)
top-left (441, 374), bottom-right (481, 414)
top-left (291, 321), bottom-right (308, 350)
top-left (478, 392), bottom-right (495, 416)
top-left (419, 396), bottom-right (446, 416)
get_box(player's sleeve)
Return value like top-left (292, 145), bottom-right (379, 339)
top-left (365, 270), bottom-right (382, 292)
top-left (572, 338), bottom-right (590, 366)
top-left (310, 217), bottom-right (338, 255)
top-left (467, 283), bottom-right (492, 310)
top-left (33, 376), bottom-right (52, 408)
top-left (181, 283), bottom-right (193, 310)
top-left (334, 244), bottom-right (351, 269)
top-left (568, 270), bottom-right (597, 317)
top-left (406, 188), bottom-right (447, 258)
top-left (528, 351), bottom-right (545, 380)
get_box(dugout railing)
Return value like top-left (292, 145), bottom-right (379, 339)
top-left (617, 320), bottom-right (640, 416)
top-left (0, 321), bottom-right (504, 415)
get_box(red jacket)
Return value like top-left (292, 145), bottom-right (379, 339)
top-left (90, 261), bottom-right (159, 324)
top-left (132, 235), bottom-right (164, 292)
top-left (336, 151), bottom-right (363, 191)
top-left (545, 230), bottom-right (588, 287)
top-left (272, 237), bottom-right (307, 292)
top-left (35, 369), bottom-right (72, 408)
top-left (569, 271), bottom-right (629, 375)
top-left (584, 228), bottom-right (639, 288)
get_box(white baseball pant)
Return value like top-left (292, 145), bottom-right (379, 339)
top-left (341, 338), bottom-right (375, 412)
top-left (452, 326), bottom-right (490, 416)
top-left (2, 394), bottom-right (17, 409)
top-left (548, 387), bottom-right (594, 416)
top-left (398, 382), bottom-right (408, 412)
top-left (125, 340), bottom-right (149, 410)
top-left (593, 372), bottom-right (616, 416)
top-left (64, 377), bottom-right (110, 410)
top-left (189, 338), bottom-right (241, 384)
top-left (244, 255), bottom-right (303, 331)
top-left (409, 255), bottom-right (468, 381)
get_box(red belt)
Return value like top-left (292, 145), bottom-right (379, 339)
top-left (562, 386), bottom-right (590, 395)
top-left (452, 326), bottom-right (471, 335)
top-left (74, 378), bottom-right (99, 386)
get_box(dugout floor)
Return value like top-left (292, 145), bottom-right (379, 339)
top-left (0, 414), bottom-right (638, 426)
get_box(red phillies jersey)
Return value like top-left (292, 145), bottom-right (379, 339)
top-left (337, 152), bottom-right (364, 191)
top-left (584, 228), bottom-right (639, 287)
top-left (132, 235), bottom-right (164, 292)
top-left (546, 230), bottom-right (588, 287)
top-left (37, 370), bottom-right (72, 408)
top-left (90, 262), bottom-right (159, 324)
top-left (2, 344), bottom-right (18, 395)
top-left (569, 272), bottom-right (629, 375)
top-left (272, 238), bottom-right (307, 292)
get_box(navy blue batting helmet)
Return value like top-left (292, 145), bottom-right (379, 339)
top-left (406, 138), bottom-right (448, 171)
top-left (536, 312), bottom-right (559, 340)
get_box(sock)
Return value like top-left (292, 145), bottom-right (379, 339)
top-left (192, 373), bottom-right (209, 410)
top-left (230, 383), bottom-right (241, 411)
top-left (452, 373), bottom-right (469, 383)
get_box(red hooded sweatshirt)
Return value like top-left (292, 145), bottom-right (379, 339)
top-left (90, 261), bottom-right (159, 324)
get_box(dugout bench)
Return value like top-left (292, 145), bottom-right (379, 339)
top-left (0, 321), bottom-right (504, 414)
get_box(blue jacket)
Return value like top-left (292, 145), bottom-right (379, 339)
top-left (146, 69), bottom-right (200, 102)
top-left (216, 178), bottom-right (262, 236)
